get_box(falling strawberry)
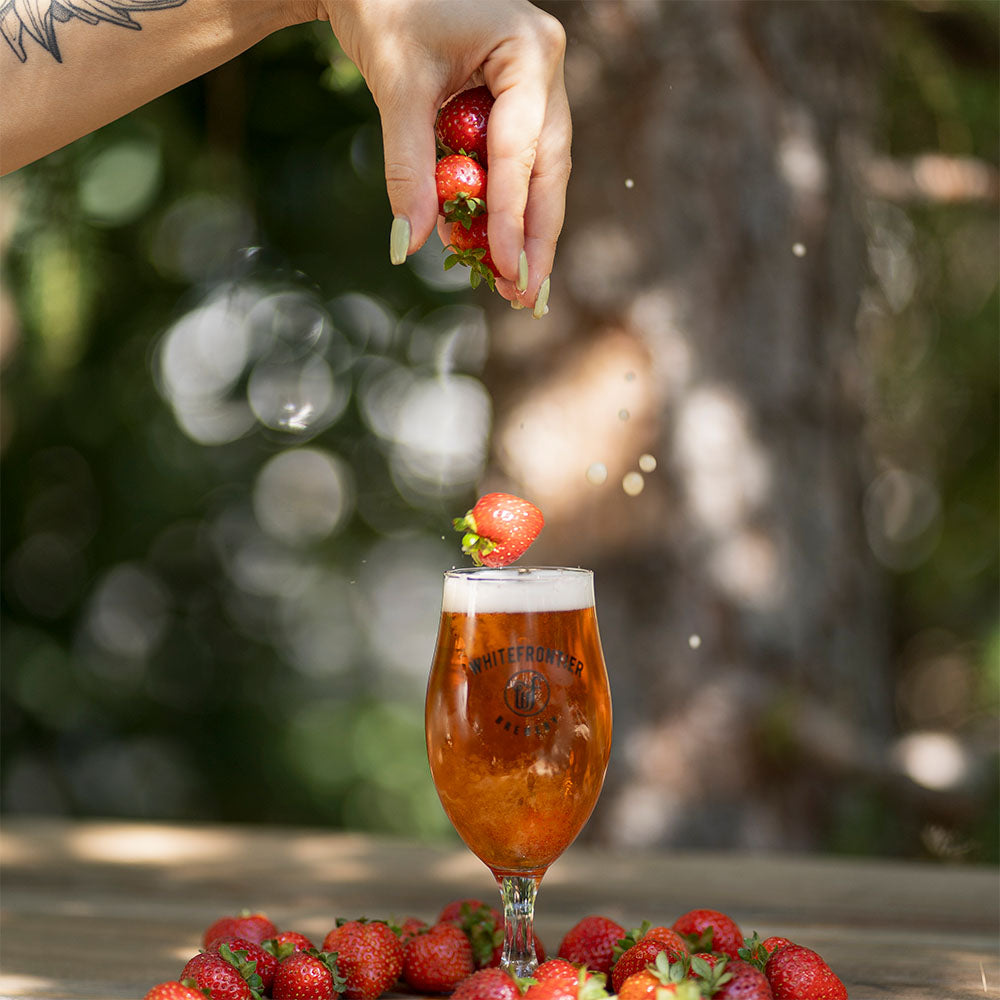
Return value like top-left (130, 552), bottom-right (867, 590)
top-left (436, 85), bottom-right (494, 165)
top-left (453, 492), bottom-right (544, 567)
top-left (436, 153), bottom-right (487, 223)
top-left (764, 944), bottom-right (848, 1000)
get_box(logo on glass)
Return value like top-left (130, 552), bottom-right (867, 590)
top-left (504, 670), bottom-right (550, 717)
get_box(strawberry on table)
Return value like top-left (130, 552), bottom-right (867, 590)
top-left (522, 966), bottom-right (611, 1000)
top-left (402, 921), bottom-right (475, 993)
top-left (439, 898), bottom-right (502, 926)
top-left (764, 943), bottom-right (847, 1000)
top-left (321, 919), bottom-right (403, 1000)
top-left (202, 911), bottom-right (278, 949)
top-left (438, 899), bottom-right (502, 968)
top-left (143, 983), bottom-right (206, 1000)
top-left (211, 937), bottom-right (278, 992)
top-left (672, 909), bottom-right (744, 959)
top-left (453, 492), bottom-right (545, 567)
top-left (272, 950), bottom-right (345, 1000)
top-left (618, 952), bottom-right (703, 1000)
top-left (532, 958), bottom-right (592, 987)
top-left (558, 915), bottom-right (626, 975)
top-left (180, 951), bottom-right (259, 1000)
top-left (265, 930), bottom-right (318, 958)
top-left (611, 938), bottom-right (687, 994)
top-left (397, 915), bottom-right (429, 948)
top-left (436, 85), bottom-right (494, 165)
top-left (709, 958), bottom-right (773, 999)
top-left (451, 966), bottom-right (522, 1000)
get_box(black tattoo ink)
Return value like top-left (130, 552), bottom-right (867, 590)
top-left (1, 0), bottom-right (187, 64)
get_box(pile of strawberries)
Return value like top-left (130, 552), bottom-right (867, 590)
top-left (434, 86), bottom-right (500, 292)
top-left (143, 901), bottom-right (848, 1000)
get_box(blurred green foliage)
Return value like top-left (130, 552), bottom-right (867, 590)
top-left (1, 5), bottom-right (996, 860)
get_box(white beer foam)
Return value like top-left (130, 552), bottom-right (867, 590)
top-left (442, 567), bottom-right (594, 614)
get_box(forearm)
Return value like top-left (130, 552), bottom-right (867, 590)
top-left (0, 0), bottom-right (314, 175)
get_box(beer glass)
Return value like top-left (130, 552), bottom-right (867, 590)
top-left (426, 566), bottom-right (612, 976)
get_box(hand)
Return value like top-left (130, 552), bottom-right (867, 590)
top-left (321, 0), bottom-right (571, 310)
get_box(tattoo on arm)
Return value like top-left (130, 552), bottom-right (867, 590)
top-left (1, 0), bottom-right (188, 64)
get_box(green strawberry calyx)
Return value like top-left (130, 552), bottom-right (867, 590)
top-left (452, 511), bottom-right (496, 565)
top-left (443, 244), bottom-right (497, 292)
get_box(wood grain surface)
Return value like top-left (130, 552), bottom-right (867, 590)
top-left (1, 818), bottom-right (997, 999)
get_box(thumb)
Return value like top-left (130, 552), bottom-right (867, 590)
top-left (378, 93), bottom-right (440, 265)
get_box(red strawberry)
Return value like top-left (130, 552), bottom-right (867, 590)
top-left (272, 950), bottom-right (345, 1000)
top-left (711, 958), bottom-right (773, 999)
top-left (761, 937), bottom-right (794, 956)
top-left (672, 909), bottom-right (744, 959)
top-left (212, 937), bottom-right (278, 991)
top-left (523, 966), bottom-right (611, 1000)
top-left (446, 215), bottom-right (499, 290)
top-left (202, 911), bottom-right (278, 949)
top-left (453, 492), bottom-right (545, 567)
top-left (738, 932), bottom-right (792, 971)
top-left (143, 983), bottom-right (206, 1000)
top-left (436, 85), bottom-right (494, 164)
top-left (439, 898), bottom-right (502, 926)
top-left (532, 958), bottom-right (588, 987)
top-left (402, 921), bottom-right (475, 993)
top-left (266, 930), bottom-right (318, 958)
top-left (180, 952), bottom-right (256, 1000)
top-left (611, 939), bottom-right (687, 994)
top-left (451, 967), bottom-right (522, 1000)
top-left (321, 920), bottom-right (403, 1000)
top-left (436, 154), bottom-right (487, 221)
top-left (558, 915), bottom-right (626, 975)
top-left (398, 916), bottom-right (429, 948)
top-left (765, 944), bottom-right (846, 1000)
top-left (618, 952), bottom-right (703, 1000)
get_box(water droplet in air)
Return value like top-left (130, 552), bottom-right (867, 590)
top-left (622, 471), bottom-right (644, 496)
top-left (586, 462), bottom-right (608, 486)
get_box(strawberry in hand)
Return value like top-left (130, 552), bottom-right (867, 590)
top-left (453, 492), bottom-right (544, 567)
top-left (436, 85), bottom-right (494, 165)
top-left (436, 153), bottom-right (487, 225)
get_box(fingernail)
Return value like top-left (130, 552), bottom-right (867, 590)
top-left (516, 250), bottom-right (529, 292)
top-left (511, 299), bottom-right (525, 310)
top-left (532, 276), bottom-right (550, 319)
top-left (389, 216), bottom-right (410, 265)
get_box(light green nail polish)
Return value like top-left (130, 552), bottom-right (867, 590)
top-left (389, 217), bottom-right (410, 265)
top-left (532, 276), bottom-right (550, 319)
top-left (516, 250), bottom-right (529, 292)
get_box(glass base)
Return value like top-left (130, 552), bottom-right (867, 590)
top-left (497, 874), bottom-right (540, 976)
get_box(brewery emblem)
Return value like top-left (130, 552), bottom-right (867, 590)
top-left (504, 670), bottom-right (550, 717)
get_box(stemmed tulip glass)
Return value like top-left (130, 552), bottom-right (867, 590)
top-left (425, 566), bottom-right (613, 975)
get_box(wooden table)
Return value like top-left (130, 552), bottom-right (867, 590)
top-left (1, 817), bottom-right (996, 999)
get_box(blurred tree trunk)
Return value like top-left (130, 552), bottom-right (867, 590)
top-left (483, 0), bottom-right (894, 851)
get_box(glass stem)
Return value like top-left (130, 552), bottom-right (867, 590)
top-left (498, 874), bottom-right (540, 976)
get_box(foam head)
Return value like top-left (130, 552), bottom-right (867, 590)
top-left (441, 566), bottom-right (594, 614)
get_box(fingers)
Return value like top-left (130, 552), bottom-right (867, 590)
top-left (377, 83), bottom-right (441, 264)
top-left (482, 13), bottom-right (571, 306)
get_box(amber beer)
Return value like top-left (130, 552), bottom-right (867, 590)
top-left (426, 567), bottom-right (612, 879)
